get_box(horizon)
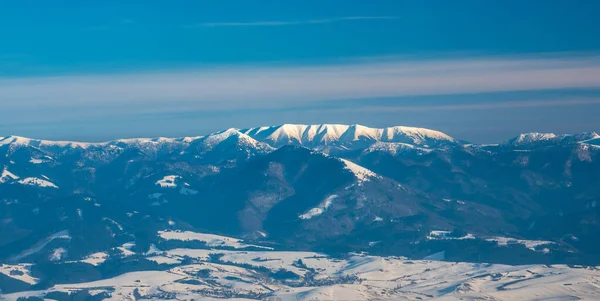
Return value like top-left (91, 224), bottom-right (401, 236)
top-left (1, 122), bottom-right (598, 145)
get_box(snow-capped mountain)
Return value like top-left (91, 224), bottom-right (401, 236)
top-left (240, 124), bottom-right (457, 148)
top-left (503, 131), bottom-right (600, 149)
top-left (3, 125), bottom-right (596, 155)
top-left (0, 124), bottom-right (456, 150)
top-left (1, 124), bottom-right (600, 298)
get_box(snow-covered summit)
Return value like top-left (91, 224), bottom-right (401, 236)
top-left (4, 126), bottom-right (597, 155)
top-left (189, 128), bottom-right (275, 154)
top-left (505, 132), bottom-right (600, 148)
top-left (197, 128), bottom-right (246, 149)
top-left (240, 124), bottom-right (456, 148)
top-left (0, 135), bottom-right (97, 149)
top-left (0, 135), bottom-right (204, 150)
top-left (2, 124), bottom-right (454, 156)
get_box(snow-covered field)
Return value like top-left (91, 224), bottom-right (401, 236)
top-left (80, 252), bottom-right (109, 266)
top-left (156, 175), bottom-right (181, 188)
top-left (158, 230), bottom-right (273, 250)
top-left (3, 230), bottom-right (600, 301)
top-left (17, 177), bottom-right (59, 188)
top-left (5, 252), bottom-right (600, 300)
top-left (0, 264), bottom-right (38, 285)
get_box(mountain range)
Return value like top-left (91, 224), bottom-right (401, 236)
top-left (1, 124), bottom-right (599, 295)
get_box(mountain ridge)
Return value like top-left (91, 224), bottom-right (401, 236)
top-left (2, 124), bottom-right (598, 150)
top-left (1, 122), bottom-right (599, 286)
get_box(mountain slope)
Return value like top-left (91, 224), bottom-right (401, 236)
top-left (240, 124), bottom-right (457, 149)
top-left (0, 124), bottom-right (599, 268)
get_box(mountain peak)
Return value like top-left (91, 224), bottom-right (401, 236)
top-left (512, 133), bottom-right (559, 143)
top-left (4, 126), bottom-right (596, 152)
top-left (201, 128), bottom-right (245, 148)
top-left (506, 132), bottom-right (600, 148)
top-left (0, 135), bottom-right (32, 146)
top-left (0, 135), bottom-right (98, 149)
top-left (240, 124), bottom-right (456, 148)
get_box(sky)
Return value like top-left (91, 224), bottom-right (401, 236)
top-left (1, 1), bottom-right (599, 143)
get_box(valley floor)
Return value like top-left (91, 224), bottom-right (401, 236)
top-left (3, 245), bottom-right (600, 301)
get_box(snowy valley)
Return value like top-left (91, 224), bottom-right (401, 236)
top-left (3, 230), bottom-right (600, 301)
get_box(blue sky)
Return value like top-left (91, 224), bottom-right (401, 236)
top-left (1, 1), bottom-right (599, 143)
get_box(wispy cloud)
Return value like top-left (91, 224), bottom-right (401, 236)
top-left (2, 53), bottom-right (600, 112)
top-left (330, 98), bottom-right (600, 113)
top-left (190, 16), bottom-right (398, 28)
top-left (3, 53), bottom-right (600, 142)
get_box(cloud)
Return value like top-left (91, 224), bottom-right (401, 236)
top-left (2, 53), bottom-right (600, 113)
top-left (2, 54), bottom-right (600, 142)
top-left (190, 16), bottom-right (398, 27)
top-left (327, 98), bottom-right (600, 113)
